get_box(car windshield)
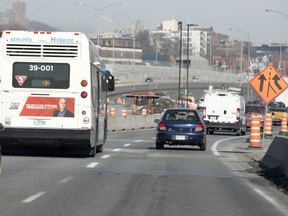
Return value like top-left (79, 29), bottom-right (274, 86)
top-left (269, 102), bottom-right (286, 109)
top-left (164, 110), bottom-right (199, 121)
top-left (245, 106), bottom-right (265, 114)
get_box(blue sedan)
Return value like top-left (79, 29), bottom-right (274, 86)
top-left (154, 108), bottom-right (207, 151)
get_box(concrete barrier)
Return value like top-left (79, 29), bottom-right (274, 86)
top-left (107, 114), bottom-right (162, 131)
top-left (260, 135), bottom-right (288, 177)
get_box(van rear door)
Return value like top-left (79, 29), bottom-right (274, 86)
top-left (205, 94), bottom-right (238, 123)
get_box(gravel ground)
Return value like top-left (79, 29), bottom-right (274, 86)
top-left (249, 157), bottom-right (288, 195)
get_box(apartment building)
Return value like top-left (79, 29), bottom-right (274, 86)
top-left (0, 0), bottom-right (27, 27)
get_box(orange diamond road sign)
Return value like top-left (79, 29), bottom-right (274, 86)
top-left (249, 64), bottom-right (288, 104)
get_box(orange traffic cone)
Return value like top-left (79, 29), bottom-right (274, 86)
top-left (264, 112), bottom-right (273, 138)
top-left (109, 108), bottom-right (116, 117)
top-left (248, 113), bottom-right (261, 148)
top-left (142, 109), bottom-right (147, 116)
top-left (279, 113), bottom-right (288, 135)
top-left (121, 109), bottom-right (127, 117)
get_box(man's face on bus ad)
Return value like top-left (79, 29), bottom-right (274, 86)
top-left (59, 98), bottom-right (67, 111)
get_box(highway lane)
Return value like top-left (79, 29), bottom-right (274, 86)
top-left (0, 130), bottom-right (288, 216)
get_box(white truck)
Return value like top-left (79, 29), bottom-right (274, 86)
top-left (275, 77), bottom-right (288, 107)
top-left (201, 87), bottom-right (246, 135)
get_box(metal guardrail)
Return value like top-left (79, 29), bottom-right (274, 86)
top-left (106, 63), bottom-right (240, 85)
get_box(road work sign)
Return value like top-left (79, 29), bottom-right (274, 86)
top-left (249, 64), bottom-right (288, 104)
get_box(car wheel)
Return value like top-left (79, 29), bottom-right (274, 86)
top-left (236, 129), bottom-right (241, 136)
top-left (96, 144), bottom-right (103, 153)
top-left (156, 141), bottom-right (164, 149)
top-left (199, 142), bottom-right (206, 151)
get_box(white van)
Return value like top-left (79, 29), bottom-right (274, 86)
top-left (201, 87), bottom-right (246, 135)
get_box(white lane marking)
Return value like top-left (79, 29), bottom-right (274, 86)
top-left (212, 134), bottom-right (288, 214)
top-left (58, 176), bottom-right (74, 184)
top-left (101, 155), bottom-right (110, 159)
top-left (113, 148), bottom-right (121, 152)
top-left (123, 143), bottom-right (131, 147)
top-left (252, 187), bottom-right (280, 205)
top-left (211, 136), bottom-right (247, 156)
top-left (22, 191), bottom-right (46, 203)
top-left (134, 140), bottom-right (143, 142)
top-left (86, 162), bottom-right (99, 168)
top-left (251, 187), bottom-right (288, 215)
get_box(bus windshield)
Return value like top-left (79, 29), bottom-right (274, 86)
top-left (12, 62), bottom-right (70, 89)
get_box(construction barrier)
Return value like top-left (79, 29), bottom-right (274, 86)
top-left (264, 112), bottom-right (273, 138)
top-left (121, 109), bottom-right (127, 117)
top-left (109, 108), bottom-right (116, 117)
top-left (116, 98), bottom-right (126, 105)
top-left (142, 108), bottom-right (147, 116)
top-left (249, 113), bottom-right (261, 148)
top-left (279, 113), bottom-right (288, 135)
top-left (107, 114), bottom-right (162, 132)
top-left (260, 136), bottom-right (288, 177)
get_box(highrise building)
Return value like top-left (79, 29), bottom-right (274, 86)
top-left (11, 0), bottom-right (26, 27)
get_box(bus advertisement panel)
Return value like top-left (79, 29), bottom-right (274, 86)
top-left (6, 96), bottom-right (75, 118)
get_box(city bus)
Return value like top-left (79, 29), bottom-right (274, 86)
top-left (0, 30), bottom-right (115, 156)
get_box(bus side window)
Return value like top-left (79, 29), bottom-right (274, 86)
top-left (101, 75), bottom-right (115, 92)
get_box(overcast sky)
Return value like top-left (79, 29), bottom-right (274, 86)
top-left (0, 0), bottom-right (287, 44)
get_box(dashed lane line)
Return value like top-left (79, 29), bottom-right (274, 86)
top-left (58, 176), bottom-right (74, 184)
top-left (100, 155), bottom-right (110, 159)
top-left (22, 191), bottom-right (46, 203)
top-left (86, 162), bottom-right (99, 168)
top-left (134, 140), bottom-right (143, 142)
top-left (123, 143), bottom-right (131, 147)
top-left (113, 148), bottom-right (121, 152)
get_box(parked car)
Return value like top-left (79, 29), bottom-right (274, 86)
top-left (245, 103), bottom-right (266, 130)
top-left (191, 76), bottom-right (199, 82)
top-left (115, 78), bottom-right (120, 84)
top-left (154, 108), bottom-right (207, 151)
top-left (145, 77), bottom-right (153, 83)
top-left (268, 101), bottom-right (287, 124)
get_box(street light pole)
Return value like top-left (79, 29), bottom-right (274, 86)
top-left (178, 21), bottom-right (182, 107)
top-left (155, 33), bottom-right (158, 67)
top-left (74, 0), bottom-right (77, 31)
top-left (186, 24), bottom-right (198, 107)
top-left (265, 9), bottom-right (288, 21)
top-left (133, 28), bottom-right (136, 90)
top-left (100, 16), bottom-right (116, 72)
top-left (208, 34), bottom-right (212, 86)
top-left (76, 2), bottom-right (121, 45)
top-left (229, 28), bottom-right (250, 90)
top-left (240, 40), bottom-right (243, 88)
top-left (265, 9), bottom-right (288, 76)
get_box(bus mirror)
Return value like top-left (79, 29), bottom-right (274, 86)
top-left (102, 75), bottom-right (115, 92)
top-left (107, 75), bottom-right (115, 91)
top-left (93, 61), bottom-right (101, 67)
top-left (0, 123), bottom-right (4, 131)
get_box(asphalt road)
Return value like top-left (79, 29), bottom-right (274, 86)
top-left (0, 129), bottom-right (288, 216)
